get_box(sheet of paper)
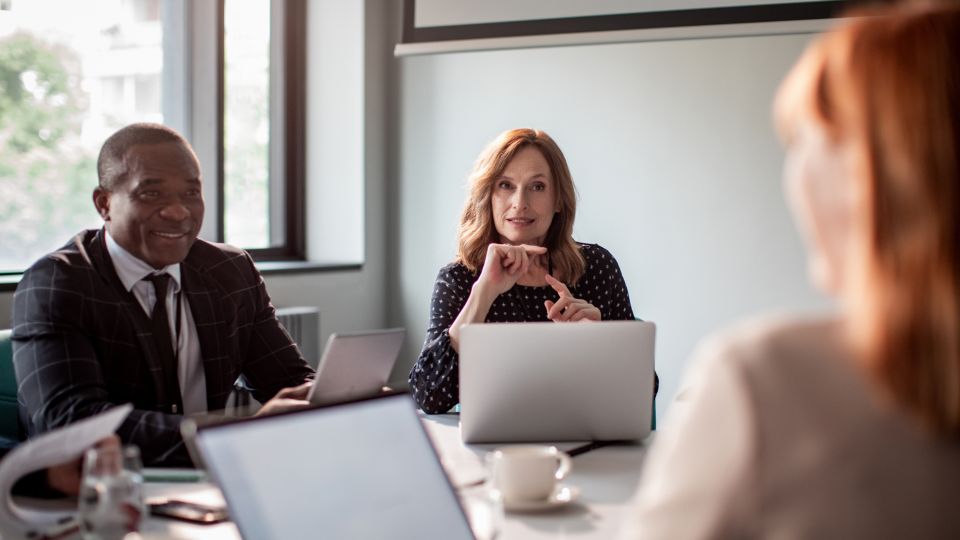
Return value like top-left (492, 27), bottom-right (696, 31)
top-left (0, 404), bottom-right (132, 537)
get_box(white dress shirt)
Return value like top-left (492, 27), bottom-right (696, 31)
top-left (105, 231), bottom-right (207, 415)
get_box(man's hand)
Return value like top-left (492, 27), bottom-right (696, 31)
top-left (255, 381), bottom-right (313, 416)
top-left (46, 435), bottom-right (121, 496)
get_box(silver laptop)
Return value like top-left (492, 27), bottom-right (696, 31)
top-left (306, 328), bottom-right (405, 405)
top-left (187, 393), bottom-right (476, 540)
top-left (459, 321), bottom-right (655, 443)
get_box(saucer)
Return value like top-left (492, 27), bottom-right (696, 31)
top-left (496, 485), bottom-right (581, 513)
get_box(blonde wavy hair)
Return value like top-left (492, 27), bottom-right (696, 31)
top-left (456, 129), bottom-right (585, 285)
top-left (775, 4), bottom-right (960, 436)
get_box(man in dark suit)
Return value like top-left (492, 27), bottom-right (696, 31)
top-left (12, 123), bottom-right (315, 467)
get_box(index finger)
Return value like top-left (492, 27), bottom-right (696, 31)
top-left (544, 274), bottom-right (572, 296)
top-left (518, 244), bottom-right (548, 256)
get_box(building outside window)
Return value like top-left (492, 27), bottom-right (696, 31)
top-left (0, 0), bottom-right (304, 276)
top-left (0, 0), bottom-right (163, 273)
top-left (224, 0), bottom-right (271, 249)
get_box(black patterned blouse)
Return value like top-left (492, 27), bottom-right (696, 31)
top-left (409, 243), bottom-right (637, 414)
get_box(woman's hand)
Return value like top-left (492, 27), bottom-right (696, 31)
top-left (544, 274), bottom-right (602, 322)
top-left (475, 243), bottom-right (548, 299)
top-left (449, 243), bottom-right (548, 352)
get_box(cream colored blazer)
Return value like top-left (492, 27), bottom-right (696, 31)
top-left (620, 316), bottom-right (960, 539)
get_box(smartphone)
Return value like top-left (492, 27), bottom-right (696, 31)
top-left (149, 499), bottom-right (229, 525)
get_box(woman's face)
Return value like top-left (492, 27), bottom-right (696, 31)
top-left (491, 146), bottom-right (559, 246)
top-left (783, 117), bottom-right (857, 296)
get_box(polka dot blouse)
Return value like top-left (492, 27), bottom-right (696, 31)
top-left (409, 243), bottom-right (637, 414)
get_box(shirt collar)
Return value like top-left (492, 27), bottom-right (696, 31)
top-left (104, 230), bottom-right (182, 293)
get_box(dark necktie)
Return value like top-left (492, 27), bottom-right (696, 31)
top-left (146, 273), bottom-right (183, 414)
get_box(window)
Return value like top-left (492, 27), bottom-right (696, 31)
top-left (224, 0), bottom-right (272, 249)
top-left (220, 0), bottom-right (306, 260)
top-left (0, 0), bottom-right (164, 273)
top-left (0, 0), bottom-right (306, 277)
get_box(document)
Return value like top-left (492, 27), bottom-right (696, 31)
top-left (0, 404), bottom-right (132, 538)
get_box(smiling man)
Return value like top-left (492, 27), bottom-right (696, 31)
top-left (12, 123), bottom-right (315, 466)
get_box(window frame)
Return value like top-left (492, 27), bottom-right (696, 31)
top-left (0, 0), bottom-right (343, 292)
top-left (220, 0), bottom-right (307, 261)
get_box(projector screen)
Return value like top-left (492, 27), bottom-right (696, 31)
top-left (396, 0), bottom-right (844, 55)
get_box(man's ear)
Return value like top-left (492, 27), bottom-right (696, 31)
top-left (93, 187), bottom-right (111, 221)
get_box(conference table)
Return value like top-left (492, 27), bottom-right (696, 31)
top-left (135, 413), bottom-right (651, 539)
top-left (134, 412), bottom-right (651, 539)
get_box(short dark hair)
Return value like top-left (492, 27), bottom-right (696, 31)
top-left (96, 123), bottom-right (194, 190)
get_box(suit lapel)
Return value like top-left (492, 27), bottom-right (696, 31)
top-left (180, 250), bottom-right (232, 411)
top-left (87, 229), bottom-right (170, 407)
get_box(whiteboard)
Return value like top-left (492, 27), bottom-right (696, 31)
top-left (414, 0), bottom-right (837, 28)
top-left (397, 0), bottom-right (843, 55)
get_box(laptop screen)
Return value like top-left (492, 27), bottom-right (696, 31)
top-left (193, 393), bottom-right (475, 540)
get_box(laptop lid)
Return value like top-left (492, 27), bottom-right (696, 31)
top-left (188, 393), bottom-right (475, 540)
top-left (459, 320), bottom-right (655, 444)
top-left (307, 328), bottom-right (405, 405)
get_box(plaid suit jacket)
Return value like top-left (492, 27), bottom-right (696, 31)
top-left (12, 229), bottom-right (314, 466)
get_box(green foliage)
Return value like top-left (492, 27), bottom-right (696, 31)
top-left (0, 32), bottom-right (99, 272)
top-left (0, 32), bottom-right (83, 152)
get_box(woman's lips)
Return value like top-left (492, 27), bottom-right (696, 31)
top-left (507, 217), bottom-right (534, 226)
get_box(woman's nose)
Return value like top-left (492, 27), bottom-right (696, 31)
top-left (511, 190), bottom-right (528, 209)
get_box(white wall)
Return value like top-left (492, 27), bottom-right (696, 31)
top-left (390, 33), bottom-right (834, 420)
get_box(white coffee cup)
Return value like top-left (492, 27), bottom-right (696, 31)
top-left (487, 445), bottom-right (572, 502)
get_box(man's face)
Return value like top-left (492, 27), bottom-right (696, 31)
top-left (94, 141), bottom-right (204, 269)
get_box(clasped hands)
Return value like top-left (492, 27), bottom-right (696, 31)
top-left (477, 243), bottom-right (602, 322)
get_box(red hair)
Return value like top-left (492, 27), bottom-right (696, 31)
top-left (776, 4), bottom-right (960, 435)
top-left (456, 129), bottom-right (585, 285)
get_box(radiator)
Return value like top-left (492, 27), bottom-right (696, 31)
top-left (276, 306), bottom-right (321, 369)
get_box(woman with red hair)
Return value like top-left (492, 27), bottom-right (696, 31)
top-left (621, 4), bottom-right (960, 538)
top-left (409, 129), bottom-right (642, 414)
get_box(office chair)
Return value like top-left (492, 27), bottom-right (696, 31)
top-left (0, 329), bottom-right (23, 448)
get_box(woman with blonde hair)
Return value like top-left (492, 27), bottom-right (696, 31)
top-left (620, 4), bottom-right (960, 538)
top-left (409, 129), bottom-right (640, 414)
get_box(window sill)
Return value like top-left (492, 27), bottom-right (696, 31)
top-left (256, 260), bottom-right (362, 275)
top-left (0, 260), bottom-right (363, 293)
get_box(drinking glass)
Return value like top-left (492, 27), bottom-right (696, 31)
top-left (78, 445), bottom-right (145, 540)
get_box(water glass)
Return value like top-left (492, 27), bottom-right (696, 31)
top-left (78, 445), bottom-right (145, 540)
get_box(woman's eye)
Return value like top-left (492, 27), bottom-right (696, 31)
top-left (498, 181), bottom-right (512, 189)
top-left (139, 191), bottom-right (160, 199)
top-left (531, 183), bottom-right (545, 191)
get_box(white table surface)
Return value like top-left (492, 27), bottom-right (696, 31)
top-left (421, 413), bottom-right (650, 540)
top-left (131, 414), bottom-right (650, 539)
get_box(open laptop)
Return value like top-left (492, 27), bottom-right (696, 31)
top-left (184, 393), bottom-right (475, 540)
top-left (459, 320), bottom-right (655, 443)
top-left (306, 328), bottom-right (405, 405)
